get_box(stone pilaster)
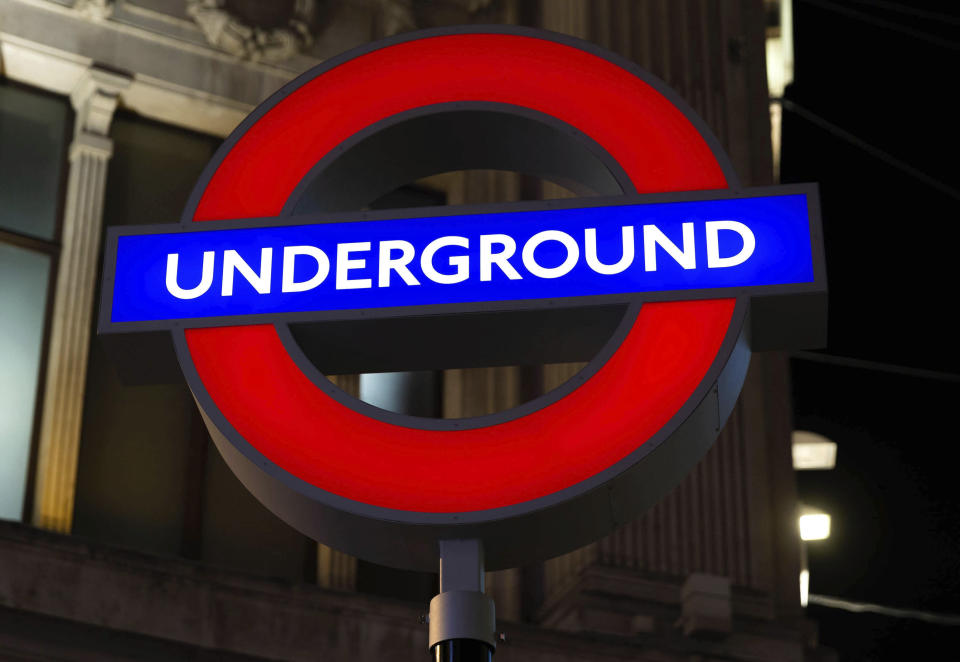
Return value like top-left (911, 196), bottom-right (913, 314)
top-left (32, 66), bottom-right (131, 533)
top-left (317, 542), bottom-right (358, 591)
top-left (315, 374), bottom-right (360, 590)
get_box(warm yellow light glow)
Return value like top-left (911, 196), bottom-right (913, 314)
top-left (792, 430), bottom-right (837, 470)
top-left (800, 569), bottom-right (809, 607)
top-left (765, 0), bottom-right (794, 181)
top-left (799, 512), bottom-right (831, 541)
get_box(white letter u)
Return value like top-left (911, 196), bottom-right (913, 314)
top-left (166, 252), bottom-right (215, 300)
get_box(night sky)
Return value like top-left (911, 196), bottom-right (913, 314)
top-left (781, 0), bottom-right (960, 658)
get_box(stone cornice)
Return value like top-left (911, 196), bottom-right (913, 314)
top-left (0, 0), bottom-right (319, 138)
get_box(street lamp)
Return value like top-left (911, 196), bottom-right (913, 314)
top-left (792, 430), bottom-right (837, 470)
top-left (797, 506), bottom-right (831, 607)
top-left (799, 509), bottom-right (831, 541)
top-left (793, 431), bottom-right (837, 607)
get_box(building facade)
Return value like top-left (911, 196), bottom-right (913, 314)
top-left (0, 1), bottom-right (833, 659)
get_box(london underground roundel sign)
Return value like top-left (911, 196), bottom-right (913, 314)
top-left (99, 26), bottom-right (825, 571)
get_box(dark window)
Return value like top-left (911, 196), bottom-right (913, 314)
top-left (74, 112), bottom-right (312, 581)
top-left (0, 80), bottom-right (68, 521)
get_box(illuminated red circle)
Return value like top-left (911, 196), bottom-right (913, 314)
top-left (183, 32), bottom-right (735, 513)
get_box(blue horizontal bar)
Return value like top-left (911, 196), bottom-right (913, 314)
top-left (106, 190), bottom-right (817, 326)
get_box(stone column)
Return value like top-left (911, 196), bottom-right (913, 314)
top-left (317, 541), bottom-right (358, 591)
top-left (32, 66), bottom-right (131, 533)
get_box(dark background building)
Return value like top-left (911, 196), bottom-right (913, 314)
top-left (781, 0), bottom-right (960, 659)
top-left (0, 0), bottom-right (955, 660)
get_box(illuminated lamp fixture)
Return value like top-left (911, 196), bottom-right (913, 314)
top-left (798, 506), bottom-right (831, 542)
top-left (792, 430), bottom-right (837, 470)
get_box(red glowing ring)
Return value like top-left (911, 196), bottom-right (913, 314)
top-left (176, 29), bottom-right (740, 529)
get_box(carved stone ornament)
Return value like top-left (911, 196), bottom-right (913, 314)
top-left (74, 0), bottom-right (114, 21)
top-left (377, 0), bottom-right (495, 37)
top-left (186, 0), bottom-right (316, 63)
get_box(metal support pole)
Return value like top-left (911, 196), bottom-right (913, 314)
top-left (428, 539), bottom-right (495, 661)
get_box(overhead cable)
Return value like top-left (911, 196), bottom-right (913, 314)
top-left (797, 0), bottom-right (960, 51)
top-left (809, 594), bottom-right (960, 626)
top-left (771, 97), bottom-right (960, 203)
top-left (792, 351), bottom-right (960, 384)
top-left (839, 0), bottom-right (960, 27)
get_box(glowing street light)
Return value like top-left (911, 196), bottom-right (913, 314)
top-left (799, 508), bottom-right (831, 541)
top-left (792, 430), bottom-right (837, 470)
top-left (798, 506), bottom-right (830, 607)
top-left (793, 431), bottom-right (836, 607)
